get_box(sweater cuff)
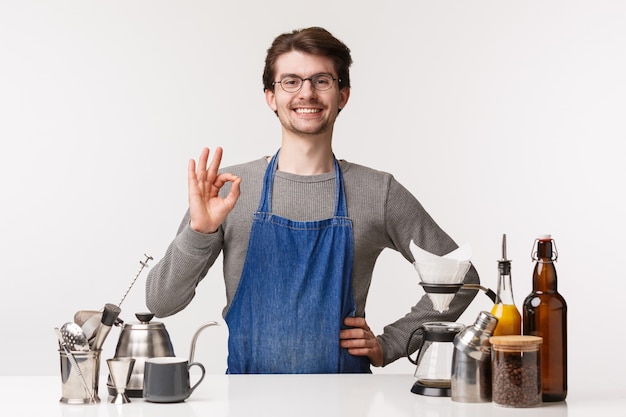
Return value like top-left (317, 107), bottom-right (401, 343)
top-left (377, 335), bottom-right (398, 367)
top-left (176, 223), bottom-right (221, 256)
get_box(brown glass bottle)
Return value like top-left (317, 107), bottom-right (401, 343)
top-left (522, 235), bottom-right (567, 402)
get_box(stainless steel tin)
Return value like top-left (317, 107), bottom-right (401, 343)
top-left (59, 350), bottom-right (101, 404)
top-left (451, 311), bottom-right (498, 403)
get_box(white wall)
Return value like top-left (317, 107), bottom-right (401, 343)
top-left (1, 0), bottom-right (624, 387)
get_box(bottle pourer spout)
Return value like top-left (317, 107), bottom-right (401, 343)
top-left (498, 234), bottom-right (511, 275)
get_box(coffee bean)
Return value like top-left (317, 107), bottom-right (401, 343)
top-left (492, 350), bottom-right (541, 407)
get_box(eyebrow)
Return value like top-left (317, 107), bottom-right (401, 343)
top-left (278, 72), bottom-right (334, 79)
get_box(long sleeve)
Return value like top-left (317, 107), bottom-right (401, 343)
top-left (372, 178), bottom-right (479, 366)
top-left (145, 211), bottom-right (224, 317)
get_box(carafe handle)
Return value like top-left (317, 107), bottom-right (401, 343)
top-left (406, 326), bottom-right (426, 365)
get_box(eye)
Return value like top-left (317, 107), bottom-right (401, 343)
top-left (314, 75), bottom-right (332, 87)
top-left (281, 77), bottom-right (300, 87)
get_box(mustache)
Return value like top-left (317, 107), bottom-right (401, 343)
top-left (290, 101), bottom-right (322, 108)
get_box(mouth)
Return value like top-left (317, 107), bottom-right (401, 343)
top-left (293, 107), bottom-right (322, 115)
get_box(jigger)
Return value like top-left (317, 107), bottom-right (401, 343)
top-left (107, 358), bottom-right (135, 404)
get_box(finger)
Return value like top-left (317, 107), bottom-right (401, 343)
top-left (339, 327), bottom-right (371, 341)
top-left (345, 347), bottom-right (372, 357)
top-left (343, 316), bottom-right (369, 331)
top-left (211, 173), bottom-right (242, 206)
top-left (206, 146), bottom-right (223, 183)
top-left (340, 336), bottom-right (371, 348)
top-left (188, 158), bottom-right (201, 197)
top-left (188, 158), bottom-right (197, 182)
top-left (223, 176), bottom-right (242, 208)
top-left (212, 172), bottom-right (240, 189)
top-left (196, 147), bottom-right (210, 181)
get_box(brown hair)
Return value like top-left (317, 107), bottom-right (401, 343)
top-left (262, 27), bottom-right (352, 92)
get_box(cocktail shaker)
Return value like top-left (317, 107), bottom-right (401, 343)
top-left (451, 311), bottom-right (498, 403)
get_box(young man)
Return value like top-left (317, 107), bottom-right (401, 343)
top-left (146, 27), bottom-right (479, 374)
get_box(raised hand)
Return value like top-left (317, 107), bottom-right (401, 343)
top-left (187, 147), bottom-right (241, 234)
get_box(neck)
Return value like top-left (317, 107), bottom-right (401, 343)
top-left (277, 133), bottom-right (334, 175)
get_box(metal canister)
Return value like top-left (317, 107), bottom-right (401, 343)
top-left (59, 349), bottom-right (101, 404)
top-left (451, 311), bottom-right (498, 403)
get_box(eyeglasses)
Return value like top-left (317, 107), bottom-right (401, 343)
top-left (272, 74), bottom-right (340, 93)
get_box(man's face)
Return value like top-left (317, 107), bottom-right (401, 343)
top-left (265, 51), bottom-right (350, 137)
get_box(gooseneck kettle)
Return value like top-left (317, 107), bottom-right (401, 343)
top-left (108, 313), bottom-right (175, 397)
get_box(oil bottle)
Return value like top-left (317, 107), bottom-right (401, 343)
top-left (523, 234), bottom-right (567, 402)
top-left (490, 234), bottom-right (521, 336)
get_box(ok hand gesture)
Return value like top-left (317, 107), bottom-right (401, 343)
top-left (188, 147), bottom-right (241, 234)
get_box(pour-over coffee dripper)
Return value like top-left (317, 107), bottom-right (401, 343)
top-left (407, 242), bottom-right (497, 397)
top-left (410, 241), bottom-right (496, 312)
top-left (415, 262), bottom-right (497, 310)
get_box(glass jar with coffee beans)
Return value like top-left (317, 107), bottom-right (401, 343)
top-left (490, 335), bottom-right (543, 407)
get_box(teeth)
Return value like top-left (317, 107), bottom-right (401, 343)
top-left (295, 108), bottom-right (321, 114)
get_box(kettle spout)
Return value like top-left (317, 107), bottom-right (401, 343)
top-left (189, 321), bottom-right (218, 363)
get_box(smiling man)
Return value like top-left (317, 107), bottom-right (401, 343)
top-left (146, 27), bottom-right (480, 374)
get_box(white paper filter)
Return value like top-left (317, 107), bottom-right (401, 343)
top-left (410, 241), bottom-right (472, 312)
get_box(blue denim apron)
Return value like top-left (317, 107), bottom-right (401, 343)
top-left (224, 151), bottom-right (370, 374)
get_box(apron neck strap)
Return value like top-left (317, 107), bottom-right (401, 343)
top-left (258, 149), bottom-right (348, 217)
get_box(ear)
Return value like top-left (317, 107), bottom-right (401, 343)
top-left (338, 87), bottom-right (350, 110)
top-left (265, 89), bottom-right (277, 112)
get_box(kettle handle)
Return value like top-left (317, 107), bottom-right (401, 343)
top-left (189, 321), bottom-right (218, 363)
top-left (406, 326), bottom-right (426, 365)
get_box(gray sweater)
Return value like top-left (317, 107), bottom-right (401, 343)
top-left (145, 156), bottom-right (479, 366)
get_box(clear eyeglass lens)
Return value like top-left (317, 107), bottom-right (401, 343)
top-left (279, 74), bottom-right (335, 92)
top-left (281, 78), bottom-right (301, 91)
top-left (311, 74), bottom-right (333, 90)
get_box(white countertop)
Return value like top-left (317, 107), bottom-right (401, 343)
top-left (2, 374), bottom-right (622, 417)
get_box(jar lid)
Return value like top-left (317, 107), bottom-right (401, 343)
top-left (489, 335), bottom-right (543, 348)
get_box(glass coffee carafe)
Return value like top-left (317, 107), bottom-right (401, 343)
top-left (407, 321), bottom-right (465, 397)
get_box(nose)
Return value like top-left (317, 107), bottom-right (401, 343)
top-left (298, 78), bottom-right (316, 96)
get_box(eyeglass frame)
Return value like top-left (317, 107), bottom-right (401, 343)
top-left (272, 73), bottom-right (341, 93)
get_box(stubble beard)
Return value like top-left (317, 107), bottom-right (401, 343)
top-left (279, 109), bottom-right (336, 138)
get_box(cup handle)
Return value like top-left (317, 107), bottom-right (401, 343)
top-left (187, 362), bottom-right (206, 395)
